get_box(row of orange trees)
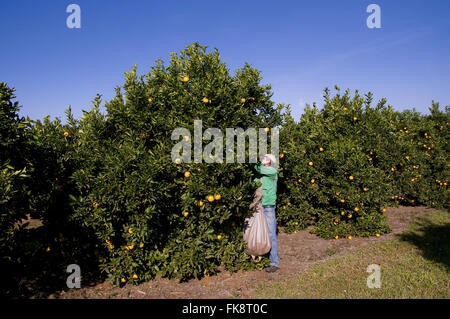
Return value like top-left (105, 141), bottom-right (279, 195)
top-left (1, 43), bottom-right (449, 293)
top-left (277, 87), bottom-right (449, 238)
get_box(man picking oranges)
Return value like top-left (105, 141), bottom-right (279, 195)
top-left (254, 154), bottom-right (279, 273)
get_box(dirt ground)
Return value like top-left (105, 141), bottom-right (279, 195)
top-left (54, 206), bottom-right (436, 299)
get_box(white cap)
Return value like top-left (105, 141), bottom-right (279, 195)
top-left (262, 154), bottom-right (277, 168)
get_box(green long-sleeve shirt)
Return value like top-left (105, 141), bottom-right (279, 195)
top-left (253, 163), bottom-right (278, 206)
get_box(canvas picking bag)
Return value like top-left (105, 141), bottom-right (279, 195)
top-left (243, 186), bottom-right (272, 262)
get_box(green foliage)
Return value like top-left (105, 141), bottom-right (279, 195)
top-left (0, 82), bottom-right (30, 228)
top-left (54, 43), bottom-right (281, 284)
top-left (278, 88), bottom-right (392, 238)
top-left (0, 83), bottom-right (33, 296)
top-left (1, 44), bottom-right (448, 291)
top-left (278, 87), bottom-right (449, 239)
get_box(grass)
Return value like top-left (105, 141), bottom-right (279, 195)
top-left (255, 210), bottom-right (450, 299)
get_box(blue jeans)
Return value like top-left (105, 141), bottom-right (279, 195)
top-left (263, 205), bottom-right (279, 267)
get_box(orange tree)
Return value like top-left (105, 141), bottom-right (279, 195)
top-left (25, 110), bottom-right (103, 279)
top-left (0, 83), bottom-right (32, 295)
top-left (1, 85), bottom-right (102, 296)
top-left (380, 104), bottom-right (449, 208)
top-left (278, 86), bottom-right (449, 239)
top-left (278, 87), bottom-right (394, 239)
top-left (414, 103), bottom-right (449, 208)
top-left (0, 83), bottom-right (30, 228)
top-left (61, 43), bottom-right (283, 285)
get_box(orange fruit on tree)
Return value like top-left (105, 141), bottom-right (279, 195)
top-left (148, 97), bottom-right (153, 102)
top-left (184, 171), bottom-right (190, 178)
top-left (183, 212), bottom-right (189, 217)
top-left (348, 236), bottom-right (352, 240)
top-left (241, 98), bottom-right (246, 103)
top-left (319, 147), bottom-right (324, 152)
top-left (280, 153), bottom-right (284, 158)
top-left (264, 127), bottom-right (270, 132)
top-left (121, 278), bottom-right (126, 283)
top-left (199, 201), bottom-right (204, 207)
top-left (207, 195), bottom-right (214, 202)
top-left (214, 194), bottom-right (221, 200)
top-left (354, 207), bottom-right (359, 212)
top-left (182, 76), bottom-right (189, 82)
top-left (341, 211), bottom-right (345, 216)
top-left (63, 131), bottom-right (69, 137)
top-left (308, 161), bottom-right (313, 166)
top-left (349, 176), bottom-right (354, 180)
top-left (376, 233), bottom-right (381, 237)
top-left (348, 214), bottom-right (352, 218)
top-left (133, 274), bottom-right (138, 279)
top-left (311, 179), bottom-right (315, 184)
top-left (335, 236), bottom-right (339, 239)
top-left (202, 97), bottom-right (209, 103)
top-left (217, 235), bottom-right (222, 240)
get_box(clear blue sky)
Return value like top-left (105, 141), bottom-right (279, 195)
top-left (1, 0), bottom-right (449, 122)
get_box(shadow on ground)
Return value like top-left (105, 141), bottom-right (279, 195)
top-left (398, 213), bottom-right (450, 271)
